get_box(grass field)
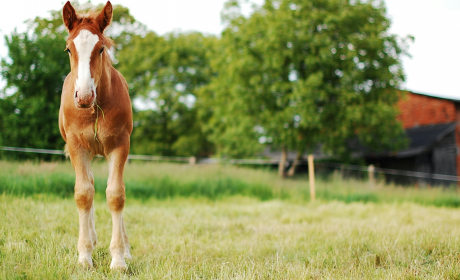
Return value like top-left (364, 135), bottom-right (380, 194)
top-left (2, 160), bottom-right (460, 279)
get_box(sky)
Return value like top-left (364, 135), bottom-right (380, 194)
top-left (0, 0), bottom-right (459, 100)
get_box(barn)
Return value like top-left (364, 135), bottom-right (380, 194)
top-left (262, 91), bottom-right (460, 186)
top-left (364, 91), bottom-right (460, 186)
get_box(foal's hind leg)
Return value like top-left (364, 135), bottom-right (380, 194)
top-left (89, 202), bottom-right (97, 248)
top-left (106, 146), bottom-right (130, 270)
top-left (88, 171), bottom-right (98, 248)
top-left (122, 216), bottom-right (132, 259)
top-left (69, 149), bottom-right (96, 268)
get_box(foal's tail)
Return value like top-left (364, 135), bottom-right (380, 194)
top-left (64, 144), bottom-right (70, 158)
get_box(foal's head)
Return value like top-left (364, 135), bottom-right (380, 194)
top-left (62, 1), bottom-right (113, 109)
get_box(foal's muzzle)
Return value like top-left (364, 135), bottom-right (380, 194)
top-left (75, 90), bottom-right (96, 108)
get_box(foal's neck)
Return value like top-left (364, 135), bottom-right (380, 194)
top-left (96, 63), bottom-right (113, 105)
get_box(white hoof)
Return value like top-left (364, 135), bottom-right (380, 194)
top-left (110, 256), bottom-right (127, 271)
top-left (78, 254), bottom-right (93, 269)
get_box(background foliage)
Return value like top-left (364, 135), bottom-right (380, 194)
top-left (117, 32), bottom-right (216, 156)
top-left (0, 0), bottom-right (410, 161)
top-left (204, 0), bottom-right (410, 159)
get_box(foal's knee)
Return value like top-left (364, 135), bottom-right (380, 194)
top-left (106, 185), bottom-right (126, 212)
top-left (75, 184), bottom-right (95, 210)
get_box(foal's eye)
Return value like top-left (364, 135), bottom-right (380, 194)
top-left (65, 48), bottom-right (71, 55)
top-left (99, 47), bottom-right (104, 55)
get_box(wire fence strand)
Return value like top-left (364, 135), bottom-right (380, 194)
top-left (2, 146), bottom-right (460, 182)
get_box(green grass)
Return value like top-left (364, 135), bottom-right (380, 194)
top-left (3, 161), bottom-right (460, 278)
top-left (2, 195), bottom-right (460, 279)
top-left (1, 160), bottom-right (460, 207)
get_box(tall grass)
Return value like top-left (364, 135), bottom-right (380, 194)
top-left (1, 160), bottom-right (460, 207)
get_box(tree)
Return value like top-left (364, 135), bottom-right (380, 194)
top-left (0, 19), bottom-right (69, 159)
top-left (0, 2), bottom-right (143, 159)
top-left (203, 0), bottom-right (410, 175)
top-left (117, 32), bottom-right (216, 157)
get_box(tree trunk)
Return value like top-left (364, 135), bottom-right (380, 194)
top-left (287, 150), bottom-right (303, 177)
top-left (278, 146), bottom-right (287, 178)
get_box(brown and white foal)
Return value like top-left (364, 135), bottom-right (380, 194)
top-left (59, 1), bottom-right (133, 270)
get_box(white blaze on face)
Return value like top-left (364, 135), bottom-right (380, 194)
top-left (73, 29), bottom-right (99, 99)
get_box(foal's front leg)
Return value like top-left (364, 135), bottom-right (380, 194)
top-left (70, 150), bottom-right (96, 268)
top-left (107, 147), bottom-right (130, 270)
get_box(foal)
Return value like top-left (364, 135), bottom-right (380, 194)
top-left (59, 1), bottom-right (133, 270)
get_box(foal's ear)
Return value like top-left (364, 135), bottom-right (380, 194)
top-left (62, 1), bottom-right (79, 32)
top-left (96, 1), bottom-right (113, 32)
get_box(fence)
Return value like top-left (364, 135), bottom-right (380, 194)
top-left (2, 146), bottom-right (460, 195)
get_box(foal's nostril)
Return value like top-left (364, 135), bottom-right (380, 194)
top-left (75, 91), bottom-right (79, 98)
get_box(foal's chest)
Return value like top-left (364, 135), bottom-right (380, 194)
top-left (63, 108), bottom-right (117, 153)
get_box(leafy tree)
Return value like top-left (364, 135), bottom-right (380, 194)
top-left (117, 32), bottom-right (216, 157)
top-left (0, 21), bottom-right (69, 159)
top-left (204, 0), bottom-right (410, 175)
top-left (0, 2), bottom-right (143, 159)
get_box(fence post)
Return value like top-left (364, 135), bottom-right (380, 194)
top-left (189, 156), bottom-right (196, 165)
top-left (368, 164), bottom-right (375, 187)
top-left (308, 154), bottom-right (316, 201)
top-left (278, 146), bottom-right (287, 177)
